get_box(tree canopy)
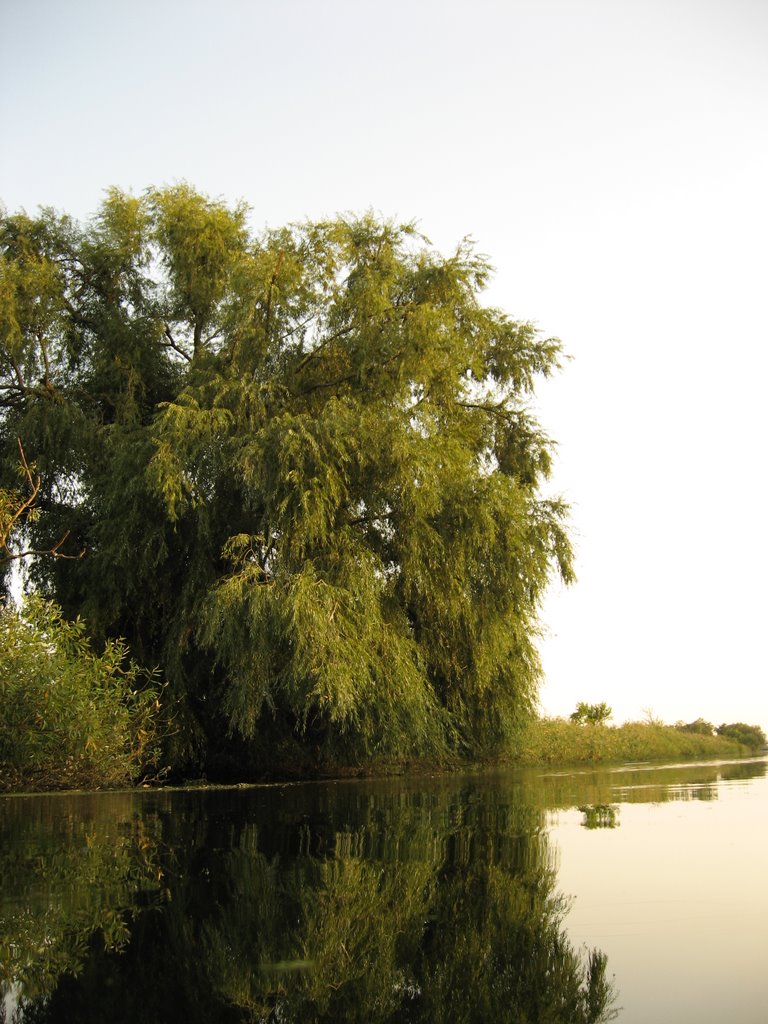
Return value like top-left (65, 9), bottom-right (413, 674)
top-left (0, 186), bottom-right (573, 774)
top-left (570, 702), bottom-right (613, 727)
top-left (716, 722), bottom-right (766, 750)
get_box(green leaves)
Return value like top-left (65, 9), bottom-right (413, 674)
top-left (0, 596), bottom-right (164, 790)
top-left (715, 722), bottom-right (767, 749)
top-left (148, 183), bottom-right (249, 356)
top-left (570, 702), bottom-right (613, 726)
top-left (0, 189), bottom-right (573, 772)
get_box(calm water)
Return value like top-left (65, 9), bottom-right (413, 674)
top-left (1, 757), bottom-right (766, 1023)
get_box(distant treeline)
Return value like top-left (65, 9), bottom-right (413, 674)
top-left (675, 718), bottom-right (766, 749)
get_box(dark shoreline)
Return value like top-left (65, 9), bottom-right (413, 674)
top-left (2, 736), bottom-right (763, 798)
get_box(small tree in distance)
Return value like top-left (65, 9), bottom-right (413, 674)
top-left (570, 702), bottom-right (612, 726)
top-left (675, 718), bottom-right (714, 736)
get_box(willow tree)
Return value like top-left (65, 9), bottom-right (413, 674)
top-left (0, 186), bottom-right (573, 772)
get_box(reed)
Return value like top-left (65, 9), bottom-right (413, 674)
top-left (512, 717), bottom-right (749, 766)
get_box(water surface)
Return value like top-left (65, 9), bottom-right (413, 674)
top-left (1, 757), bottom-right (766, 1023)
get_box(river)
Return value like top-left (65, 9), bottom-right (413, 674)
top-left (1, 756), bottom-right (766, 1023)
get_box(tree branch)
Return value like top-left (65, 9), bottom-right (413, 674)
top-left (263, 251), bottom-right (285, 341)
top-left (292, 321), bottom-right (358, 375)
top-left (162, 323), bottom-right (192, 362)
top-left (0, 439), bottom-right (86, 563)
top-left (455, 398), bottom-right (508, 413)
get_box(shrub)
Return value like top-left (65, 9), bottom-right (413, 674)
top-left (716, 723), bottom-right (766, 750)
top-left (570, 702), bottom-right (613, 726)
top-left (0, 596), bottom-right (163, 790)
top-left (675, 718), bottom-right (714, 736)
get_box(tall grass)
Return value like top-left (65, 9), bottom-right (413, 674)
top-left (512, 717), bottom-right (749, 766)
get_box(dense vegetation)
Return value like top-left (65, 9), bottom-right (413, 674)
top-left (673, 718), bottom-right (766, 748)
top-left (0, 595), bottom-right (162, 791)
top-left (0, 186), bottom-right (573, 778)
top-left (713, 722), bottom-right (766, 749)
top-left (514, 716), bottom-right (759, 766)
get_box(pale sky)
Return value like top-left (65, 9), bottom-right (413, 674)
top-left (2, 0), bottom-right (766, 731)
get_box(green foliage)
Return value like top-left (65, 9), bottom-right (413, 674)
top-left (516, 716), bottom-right (749, 765)
top-left (716, 722), bottom-right (766, 750)
top-left (0, 596), bottom-right (163, 790)
top-left (570, 701), bottom-right (613, 726)
top-left (675, 717), bottom-right (715, 736)
top-left (0, 188), bottom-right (572, 773)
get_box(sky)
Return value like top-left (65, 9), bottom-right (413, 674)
top-left (1, 0), bottom-right (766, 731)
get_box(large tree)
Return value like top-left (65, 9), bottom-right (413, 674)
top-left (0, 187), bottom-right (573, 773)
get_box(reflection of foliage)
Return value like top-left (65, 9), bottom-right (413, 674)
top-left (157, 808), bottom-right (617, 1024)
top-left (2, 784), bottom-right (617, 1024)
top-left (579, 804), bottom-right (620, 829)
top-left (524, 757), bottom-right (767, 811)
top-left (7, 762), bottom-right (765, 1020)
top-left (0, 596), bottom-right (163, 791)
top-left (413, 861), bottom-right (615, 1024)
top-left (0, 793), bottom-right (165, 1007)
top-left (204, 850), bottom-right (435, 1022)
top-left (295, 856), bottom-right (433, 1020)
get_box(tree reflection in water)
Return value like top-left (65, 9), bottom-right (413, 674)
top-left (0, 781), bottom-right (619, 1023)
top-left (579, 804), bottom-right (620, 829)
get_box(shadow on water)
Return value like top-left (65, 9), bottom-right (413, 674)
top-left (1, 757), bottom-right (764, 1023)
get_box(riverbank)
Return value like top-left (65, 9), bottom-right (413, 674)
top-left (316, 719), bottom-right (758, 779)
top-left (177, 722), bottom-right (764, 786)
top-left (1, 717), bottom-right (759, 794)
top-left (509, 717), bottom-right (752, 766)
